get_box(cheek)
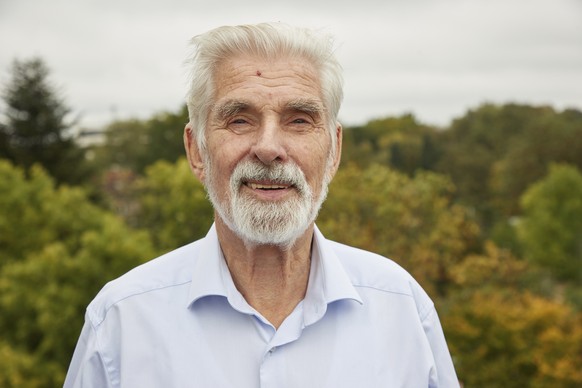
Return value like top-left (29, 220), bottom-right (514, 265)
top-left (206, 140), bottom-right (241, 173)
top-left (305, 158), bottom-right (331, 191)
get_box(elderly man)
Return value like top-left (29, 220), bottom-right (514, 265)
top-left (65, 23), bottom-right (459, 387)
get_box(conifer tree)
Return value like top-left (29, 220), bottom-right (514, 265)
top-left (1, 58), bottom-right (86, 184)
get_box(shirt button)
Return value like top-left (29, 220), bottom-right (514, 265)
top-left (269, 347), bottom-right (277, 354)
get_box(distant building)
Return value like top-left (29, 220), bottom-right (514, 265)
top-left (76, 128), bottom-right (106, 148)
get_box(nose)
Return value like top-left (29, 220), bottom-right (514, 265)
top-left (251, 118), bottom-right (288, 165)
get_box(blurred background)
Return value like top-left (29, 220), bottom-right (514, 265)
top-left (1, 0), bottom-right (581, 386)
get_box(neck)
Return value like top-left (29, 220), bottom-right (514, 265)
top-left (215, 216), bottom-right (314, 328)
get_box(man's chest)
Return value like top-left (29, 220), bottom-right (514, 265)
top-left (108, 296), bottom-right (436, 387)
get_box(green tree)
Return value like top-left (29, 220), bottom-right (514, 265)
top-left (91, 118), bottom-right (150, 172)
top-left (92, 106), bottom-right (188, 174)
top-left (517, 164), bottom-right (582, 283)
top-left (318, 163), bottom-right (480, 296)
top-left (134, 158), bottom-right (214, 252)
top-left (445, 243), bottom-right (582, 387)
top-left (145, 106), bottom-right (190, 164)
top-left (435, 103), bottom-right (582, 233)
top-left (445, 289), bottom-right (582, 387)
top-left (342, 114), bottom-right (440, 174)
top-left (0, 160), bottom-right (118, 267)
top-left (0, 160), bottom-right (154, 386)
top-left (0, 341), bottom-right (43, 388)
top-left (0, 58), bottom-right (87, 185)
top-left (490, 109), bottom-right (582, 217)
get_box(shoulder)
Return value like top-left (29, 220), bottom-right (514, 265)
top-left (85, 239), bottom-right (203, 327)
top-left (327, 239), bottom-right (434, 319)
top-left (327, 239), bottom-right (414, 289)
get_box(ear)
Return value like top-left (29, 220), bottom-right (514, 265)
top-left (328, 122), bottom-right (343, 179)
top-left (184, 123), bottom-right (206, 182)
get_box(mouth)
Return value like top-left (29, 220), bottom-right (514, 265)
top-left (245, 181), bottom-right (292, 190)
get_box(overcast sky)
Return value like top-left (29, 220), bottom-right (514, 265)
top-left (1, 0), bottom-right (581, 131)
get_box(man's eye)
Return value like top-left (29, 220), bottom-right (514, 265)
top-left (231, 118), bottom-right (248, 125)
top-left (291, 117), bottom-right (313, 125)
top-left (227, 118), bottom-right (255, 134)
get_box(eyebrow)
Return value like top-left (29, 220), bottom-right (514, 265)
top-left (285, 98), bottom-right (326, 118)
top-left (212, 100), bottom-right (251, 121)
top-left (212, 98), bottom-right (326, 121)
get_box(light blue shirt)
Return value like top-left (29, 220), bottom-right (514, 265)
top-left (64, 225), bottom-right (459, 387)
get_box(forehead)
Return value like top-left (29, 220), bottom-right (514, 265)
top-left (212, 55), bottom-right (323, 108)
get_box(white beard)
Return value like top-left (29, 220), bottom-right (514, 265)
top-left (204, 156), bottom-right (332, 249)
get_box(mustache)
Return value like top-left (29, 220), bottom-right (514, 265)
top-left (230, 160), bottom-right (310, 195)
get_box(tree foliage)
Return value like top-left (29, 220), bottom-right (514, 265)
top-left (91, 106), bottom-right (188, 174)
top-left (490, 109), bottom-right (582, 217)
top-left (517, 164), bottom-right (582, 283)
top-left (0, 58), bottom-right (87, 185)
top-left (0, 160), bottom-right (154, 386)
top-left (342, 113), bottom-right (440, 174)
top-left (319, 163), bottom-right (480, 297)
top-left (435, 104), bottom-right (582, 228)
top-left (444, 243), bottom-right (582, 387)
top-left (133, 158), bottom-right (214, 252)
top-left (445, 289), bottom-right (582, 387)
top-left (92, 158), bottom-right (213, 253)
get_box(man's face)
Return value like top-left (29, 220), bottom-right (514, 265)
top-left (188, 55), bottom-right (341, 247)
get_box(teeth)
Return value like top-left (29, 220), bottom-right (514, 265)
top-left (248, 183), bottom-right (288, 190)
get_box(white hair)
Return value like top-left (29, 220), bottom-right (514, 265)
top-left (184, 22), bottom-right (344, 155)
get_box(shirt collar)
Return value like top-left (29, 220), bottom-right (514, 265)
top-left (187, 224), bottom-right (229, 305)
top-left (187, 224), bottom-right (363, 319)
top-left (187, 225), bottom-right (261, 315)
top-left (302, 225), bottom-right (363, 326)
